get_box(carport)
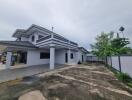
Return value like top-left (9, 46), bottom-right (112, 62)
top-left (0, 41), bottom-right (37, 69)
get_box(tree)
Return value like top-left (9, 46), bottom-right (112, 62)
top-left (111, 37), bottom-right (130, 72)
top-left (91, 31), bottom-right (130, 71)
top-left (111, 38), bottom-right (130, 54)
top-left (91, 32), bottom-right (114, 64)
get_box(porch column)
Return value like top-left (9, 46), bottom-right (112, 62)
top-left (6, 52), bottom-right (12, 69)
top-left (68, 49), bottom-right (71, 64)
top-left (50, 47), bottom-right (55, 69)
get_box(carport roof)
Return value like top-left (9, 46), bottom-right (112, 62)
top-left (0, 41), bottom-right (37, 48)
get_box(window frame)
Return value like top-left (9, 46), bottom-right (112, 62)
top-left (31, 35), bottom-right (35, 42)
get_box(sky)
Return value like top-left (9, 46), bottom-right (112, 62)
top-left (0, 0), bottom-right (132, 50)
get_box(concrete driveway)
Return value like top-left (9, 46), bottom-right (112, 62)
top-left (0, 63), bottom-right (6, 70)
top-left (0, 64), bottom-right (66, 83)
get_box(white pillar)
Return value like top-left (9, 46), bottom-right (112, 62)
top-left (68, 50), bottom-right (71, 64)
top-left (6, 52), bottom-right (12, 69)
top-left (50, 47), bottom-right (55, 69)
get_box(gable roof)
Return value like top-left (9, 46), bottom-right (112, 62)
top-left (12, 24), bottom-right (78, 45)
top-left (78, 47), bottom-right (89, 53)
top-left (0, 41), bottom-right (37, 48)
top-left (12, 24), bottom-right (52, 38)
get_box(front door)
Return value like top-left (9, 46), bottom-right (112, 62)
top-left (82, 55), bottom-right (84, 62)
top-left (65, 53), bottom-right (68, 63)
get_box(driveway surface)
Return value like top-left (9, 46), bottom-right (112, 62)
top-left (0, 64), bottom-right (66, 83)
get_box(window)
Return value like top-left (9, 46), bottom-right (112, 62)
top-left (70, 53), bottom-right (74, 59)
top-left (19, 37), bottom-right (21, 41)
top-left (31, 35), bottom-right (35, 42)
top-left (17, 37), bottom-right (21, 41)
top-left (40, 52), bottom-right (50, 59)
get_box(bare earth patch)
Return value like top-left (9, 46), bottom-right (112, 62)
top-left (19, 90), bottom-right (46, 100)
top-left (0, 64), bottom-right (132, 100)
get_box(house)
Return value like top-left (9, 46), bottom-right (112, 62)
top-left (0, 24), bottom-right (88, 69)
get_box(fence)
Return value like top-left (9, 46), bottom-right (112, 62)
top-left (87, 55), bottom-right (132, 77)
top-left (107, 56), bottom-right (132, 77)
top-left (87, 56), bottom-right (104, 62)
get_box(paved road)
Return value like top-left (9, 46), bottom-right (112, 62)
top-left (0, 64), bottom-right (65, 83)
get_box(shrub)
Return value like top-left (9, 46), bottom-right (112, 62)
top-left (127, 83), bottom-right (132, 88)
top-left (115, 72), bottom-right (132, 83)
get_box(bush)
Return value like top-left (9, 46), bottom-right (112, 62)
top-left (127, 83), bottom-right (132, 88)
top-left (115, 72), bottom-right (132, 83)
top-left (78, 61), bottom-right (82, 64)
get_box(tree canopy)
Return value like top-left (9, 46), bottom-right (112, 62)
top-left (91, 32), bottom-right (114, 57)
top-left (91, 32), bottom-right (131, 57)
top-left (111, 38), bottom-right (130, 55)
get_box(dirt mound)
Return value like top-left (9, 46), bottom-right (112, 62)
top-left (0, 64), bottom-right (132, 100)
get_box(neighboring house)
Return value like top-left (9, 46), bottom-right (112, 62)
top-left (0, 24), bottom-right (88, 69)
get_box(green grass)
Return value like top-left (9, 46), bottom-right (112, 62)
top-left (106, 65), bottom-right (132, 88)
top-left (127, 82), bottom-right (132, 88)
top-left (115, 72), bottom-right (132, 83)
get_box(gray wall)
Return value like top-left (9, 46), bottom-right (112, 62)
top-left (87, 56), bottom-right (103, 62)
top-left (87, 55), bottom-right (132, 77)
top-left (107, 56), bottom-right (132, 77)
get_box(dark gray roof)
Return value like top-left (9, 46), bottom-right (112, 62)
top-left (12, 24), bottom-right (52, 38)
top-left (0, 41), bottom-right (37, 48)
top-left (12, 24), bottom-right (78, 45)
top-left (78, 47), bottom-right (89, 53)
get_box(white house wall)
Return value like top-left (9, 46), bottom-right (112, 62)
top-left (78, 51), bottom-right (87, 63)
top-left (55, 49), bottom-right (78, 65)
top-left (55, 50), bottom-right (66, 64)
top-left (68, 50), bottom-right (78, 65)
top-left (28, 32), bottom-right (50, 45)
top-left (27, 50), bottom-right (50, 66)
top-left (29, 33), bottom-right (39, 45)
